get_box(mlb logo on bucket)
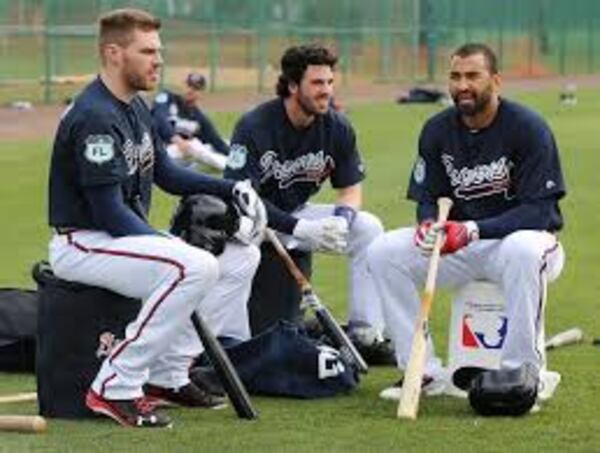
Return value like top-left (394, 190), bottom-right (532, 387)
top-left (462, 314), bottom-right (508, 349)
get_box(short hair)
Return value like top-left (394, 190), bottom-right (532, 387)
top-left (98, 8), bottom-right (161, 56)
top-left (276, 44), bottom-right (338, 98)
top-left (451, 43), bottom-right (499, 74)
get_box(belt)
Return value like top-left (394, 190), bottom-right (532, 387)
top-left (54, 227), bottom-right (78, 235)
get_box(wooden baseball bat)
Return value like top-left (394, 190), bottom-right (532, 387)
top-left (0, 392), bottom-right (37, 404)
top-left (0, 415), bottom-right (47, 433)
top-left (190, 312), bottom-right (258, 420)
top-left (265, 229), bottom-right (369, 374)
top-left (397, 197), bottom-right (453, 420)
top-left (545, 327), bottom-right (584, 350)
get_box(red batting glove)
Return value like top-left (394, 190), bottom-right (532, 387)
top-left (440, 221), bottom-right (479, 254)
top-left (414, 220), bottom-right (436, 253)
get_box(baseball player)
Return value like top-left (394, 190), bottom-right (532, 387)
top-left (223, 44), bottom-right (389, 352)
top-left (152, 71), bottom-right (228, 171)
top-left (47, 9), bottom-right (265, 428)
top-left (367, 43), bottom-right (566, 400)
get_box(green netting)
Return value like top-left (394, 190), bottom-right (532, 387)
top-left (0, 0), bottom-right (599, 103)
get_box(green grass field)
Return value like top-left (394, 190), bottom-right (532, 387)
top-left (1, 90), bottom-right (599, 452)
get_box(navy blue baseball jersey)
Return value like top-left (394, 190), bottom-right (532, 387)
top-left (49, 78), bottom-right (157, 228)
top-left (408, 98), bottom-right (565, 235)
top-left (49, 77), bottom-right (232, 231)
top-left (152, 91), bottom-right (229, 155)
top-left (224, 98), bottom-right (364, 231)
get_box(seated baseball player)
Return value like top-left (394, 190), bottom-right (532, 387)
top-left (47, 8), bottom-right (265, 428)
top-left (223, 44), bottom-right (393, 362)
top-left (152, 71), bottom-right (229, 171)
top-left (367, 43), bottom-right (566, 401)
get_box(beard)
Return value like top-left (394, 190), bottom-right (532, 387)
top-left (122, 60), bottom-right (157, 92)
top-left (297, 90), bottom-right (329, 117)
top-left (453, 85), bottom-right (493, 117)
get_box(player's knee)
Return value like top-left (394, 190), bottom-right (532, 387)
top-left (499, 231), bottom-right (548, 270)
top-left (350, 211), bottom-right (384, 248)
top-left (184, 249), bottom-right (220, 289)
top-left (367, 228), bottom-right (416, 273)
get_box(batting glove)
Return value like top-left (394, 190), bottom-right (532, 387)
top-left (439, 220), bottom-right (479, 254)
top-left (232, 180), bottom-right (267, 242)
top-left (293, 217), bottom-right (349, 254)
top-left (414, 220), bottom-right (437, 253)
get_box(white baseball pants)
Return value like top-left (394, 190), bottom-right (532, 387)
top-left (367, 228), bottom-right (564, 379)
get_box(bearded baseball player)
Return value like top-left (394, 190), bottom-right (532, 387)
top-left (223, 44), bottom-right (389, 351)
top-left (367, 43), bottom-right (566, 400)
top-left (152, 72), bottom-right (229, 171)
top-left (47, 9), bottom-right (264, 428)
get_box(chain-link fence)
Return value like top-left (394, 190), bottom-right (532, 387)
top-left (1, 0), bottom-right (599, 104)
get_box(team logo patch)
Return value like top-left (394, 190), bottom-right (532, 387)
top-left (226, 143), bottom-right (248, 169)
top-left (413, 156), bottom-right (426, 184)
top-left (154, 92), bottom-right (168, 103)
top-left (85, 135), bottom-right (114, 164)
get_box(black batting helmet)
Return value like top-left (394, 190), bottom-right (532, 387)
top-left (170, 194), bottom-right (240, 256)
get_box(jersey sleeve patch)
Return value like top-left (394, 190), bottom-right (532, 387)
top-left (413, 156), bottom-right (426, 184)
top-left (84, 135), bottom-right (115, 164)
top-left (154, 92), bottom-right (168, 104)
top-left (226, 143), bottom-right (248, 169)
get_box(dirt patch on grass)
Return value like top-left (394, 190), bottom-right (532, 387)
top-left (1, 74), bottom-right (599, 141)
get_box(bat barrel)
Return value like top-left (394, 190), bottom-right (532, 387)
top-left (0, 415), bottom-right (47, 433)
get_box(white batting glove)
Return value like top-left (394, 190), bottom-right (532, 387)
top-left (234, 215), bottom-right (263, 245)
top-left (232, 180), bottom-right (267, 242)
top-left (292, 217), bottom-right (349, 254)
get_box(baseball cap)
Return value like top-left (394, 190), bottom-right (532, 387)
top-left (186, 72), bottom-right (207, 90)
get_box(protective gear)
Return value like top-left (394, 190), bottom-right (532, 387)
top-left (232, 180), bottom-right (267, 242)
top-left (467, 363), bottom-right (539, 416)
top-left (293, 217), bottom-right (349, 253)
top-left (414, 220), bottom-right (436, 252)
top-left (170, 194), bottom-right (240, 256)
top-left (439, 220), bottom-right (479, 254)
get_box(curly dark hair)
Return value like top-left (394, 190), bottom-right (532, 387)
top-left (276, 44), bottom-right (338, 98)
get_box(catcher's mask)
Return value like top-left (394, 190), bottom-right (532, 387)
top-left (170, 194), bottom-right (240, 255)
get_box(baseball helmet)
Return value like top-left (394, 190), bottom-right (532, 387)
top-left (170, 194), bottom-right (240, 256)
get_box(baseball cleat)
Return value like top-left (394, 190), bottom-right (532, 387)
top-left (86, 389), bottom-right (173, 428)
top-left (379, 375), bottom-right (446, 401)
top-left (144, 382), bottom-right (227, 409)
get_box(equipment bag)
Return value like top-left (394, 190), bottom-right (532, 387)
top-left (191, 320), bottom-right (359, 399)
top-left (0, 288), bottom-right (38, 372)
top-left (32, 261), bottom-right (141, 418)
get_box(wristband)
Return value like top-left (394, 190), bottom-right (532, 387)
top-left (334, 205), bottom-right (357, 227)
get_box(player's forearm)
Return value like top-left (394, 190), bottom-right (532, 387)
top-left (475, 200), bottom-right (556, 239)
top-left (416, 202), bottom-right (437, 223)
top-left (155, 150), bottom-right (234, 198)
top-left (85, 185), bottom-right (158, 237)
top-left (264, 199), bottom-right (298, 234)
top-left (335, 183), bottom-right (362, 209)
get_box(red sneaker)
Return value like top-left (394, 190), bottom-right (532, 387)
top-left (86, 389), bottom-right (172, 428)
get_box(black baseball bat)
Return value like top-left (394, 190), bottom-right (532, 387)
top-left (265, 230), bottom-right (368, 374)
top-left (190, 312), bottom-right (258, 420)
